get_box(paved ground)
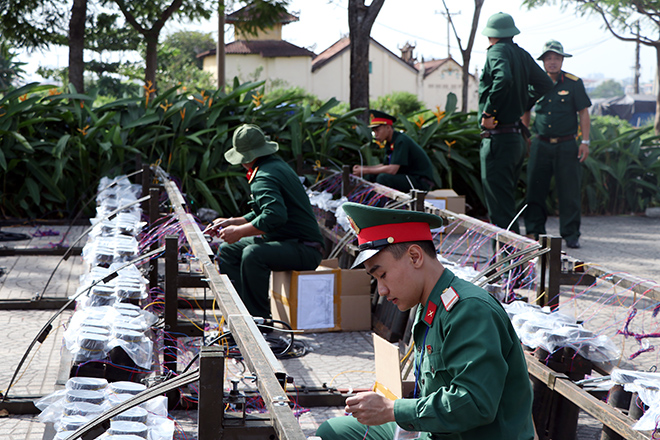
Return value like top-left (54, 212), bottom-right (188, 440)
top-left (0, 214), bottom-right (659, 439)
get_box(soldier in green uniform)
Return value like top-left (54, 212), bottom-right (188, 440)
top-left (478, 13), bottom-right (553, 233)
top-left (205, 124), bottom-right (324, 318)
top-left (353, 110), bottom-right (436, 193)
top-left (524, 40), bottom-right (591, 249)
top-left (316, 202), bottom-right (535, 440)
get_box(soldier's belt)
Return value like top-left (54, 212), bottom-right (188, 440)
top-left (537, 134), bottom-right (576, 144)
top-left (480, 127), bottom-right (522, 138)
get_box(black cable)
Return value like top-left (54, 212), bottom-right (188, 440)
top-left (1, 245), bottom-right (165, 402)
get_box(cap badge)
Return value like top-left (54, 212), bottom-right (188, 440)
top-left (387, 237), bottom-right (394, 244)
top-left (347, 216), bottom-right (360, 234)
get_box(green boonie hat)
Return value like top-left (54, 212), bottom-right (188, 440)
top-left (481, 12), bottom-right (520, 38)
top-left (537, 40), bottom-right (572, 60)
top-left (225, 124), bottom-right (279, 165)
top-left (342, 202), bottom-right (443, 268)
top-left (368, 110), bottom-right (397, 128)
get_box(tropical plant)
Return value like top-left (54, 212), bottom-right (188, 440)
top-left (580, 116), bottom-right (660, 214)
top-left (371, 91), bottom-right (424, 117)
top-left (0, 79), bottom-right (368, 219)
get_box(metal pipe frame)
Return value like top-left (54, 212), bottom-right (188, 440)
top-left (153, 166), bottom-right (307, 440)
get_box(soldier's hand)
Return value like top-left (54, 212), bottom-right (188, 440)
top-left (344, 391), bottom-right (395, 426)
top-left (203, 218), bottom-right (231, 237)
top-left (352, 165), bottom-right (363, 176)
top-left (578, 143), bottom-right (589, 163)
top-left (218, 225), bottom-right (242, 244)
top-left (481, 116), bottom-right (497, 130)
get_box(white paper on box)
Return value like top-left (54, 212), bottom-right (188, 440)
top-left (296, 273), bottom-right (335, 329)
top-left (426, 199), bottom-right (446, 210)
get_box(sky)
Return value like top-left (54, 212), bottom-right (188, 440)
top-left (16, 0), bottom-right (657, 85)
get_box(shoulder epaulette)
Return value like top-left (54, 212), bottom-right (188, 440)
top-left (564, 72), bottom-right (579, 81)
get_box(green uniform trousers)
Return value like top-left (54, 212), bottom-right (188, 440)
top-left (218, 237), bottom-right (322, 318)
top-left (317, 418), bottom-right (397, 440)
top-left (376, 173), bottom-right (432, 192)
top-left (480, 132), bottom-right (525, 234)
top-left (524, 137), bottom-right (582, 242)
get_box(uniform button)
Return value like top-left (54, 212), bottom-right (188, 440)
top-left (548, 99), bottom-right (552, 102)
top-left (548, 112), bottom-right (551, 115)
top-left (421, 379), bottom-right (425, 385)
top-left (549, 125), bottom-right (552, 128)
top-left (431, 366), bottom-right (435, 374)
top-left (417, 346), bottom-right (422, 352)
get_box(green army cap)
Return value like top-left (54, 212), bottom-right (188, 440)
top-left (481, 12), bottom-right (520, 38)
top-left (538, 40), bottom-right (572, 60)
top-left (225, 124), bottom-right (279, 165)
top-left (368, 110), bottom-right (397, 128)
top-left (342, 202), bottom-right (443, 268)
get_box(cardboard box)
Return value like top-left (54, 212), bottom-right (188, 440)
top-left (270, 259), bottom-right (371, 332)
top-left (425, 189), bottom-right (465, 214)
top-left (425, 189), bottom-right (466, 234)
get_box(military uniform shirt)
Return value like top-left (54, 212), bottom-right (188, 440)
top-left (243, 155), bottom-right (323, 245)
top-left (478, 39), bottom-right (553, 124)
top-left (393, 269), bottom-right (535, 440)
top-left (388, 131), bottom-right (435, 183)
top-left (533, 71), bottom-right (591, 137)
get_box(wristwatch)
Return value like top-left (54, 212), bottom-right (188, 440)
top-left (581, 140), bottom-right (590, 145)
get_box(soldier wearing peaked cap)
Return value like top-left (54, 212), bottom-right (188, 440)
top-left (478, 12), bottom-right (553, 234)
top-left (316, 202), bottom-right (535, 440)
top-left (205, 124), bottom-right (324, 319)
top-left (524, 40), bottom-right (591, 250)
top-left (352, 110), bottom-right (437, 193)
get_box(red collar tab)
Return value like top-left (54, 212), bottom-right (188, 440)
top-left (424, 301), bottom-right (438, 325)
top-left (441, 287), bottom-right (459, 312)
top-left (356, 222), bottom-right (433, 245)
top-left (246, 166), bottom-right (259, 183)
top-left (370, 117), bottom-right (393, 126)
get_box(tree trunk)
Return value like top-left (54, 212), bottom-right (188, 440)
top-left (217, 1), bottom-right (225, 91)
top-left (145, 31), bottom-right (158, 94)
top-left (68, 0), bottom-right (87, 93)
top-left (348, 0), bottom-right (385, 123)
top-left (655, 45), bottom-right (660, 135)
top-left (459, 0), bottom-right (484, 113)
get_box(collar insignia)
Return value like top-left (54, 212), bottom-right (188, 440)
top-left (424, 301), bottom-right (437, 325)
top-left (246, 166), bottom-right (259, 183)
top-left (441, 287), bottom-right (459, 312)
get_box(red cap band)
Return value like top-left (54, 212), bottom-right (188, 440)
top-left (357, 222), bottom-right (432, 245)
top-left (370, 117), bottom-right (393, 126)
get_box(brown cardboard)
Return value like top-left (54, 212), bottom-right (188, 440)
top-left (426, 189), bottom-right (466, 234)
top-left (270, 262), bottom-right (371, 332)
top-left (426, 189), bottom-right (466, 214)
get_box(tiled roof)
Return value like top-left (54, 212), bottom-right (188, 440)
top-left (197, 40), bottom-right (315, 59)
top-left (226, 5), bottom-right (299, 24)
top-left (416, 58), bottom-right (451, 78)
top-left (312, 37), bottom-right (418, 74)
top-left (311, 37), bottom-right (350, 72)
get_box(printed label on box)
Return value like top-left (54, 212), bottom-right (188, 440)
top-left (296, 273), bottom-right (335, 329)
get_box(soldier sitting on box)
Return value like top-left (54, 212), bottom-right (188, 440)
top-left (205, 124), bottom-right (324, 319)
top-left (352, 110), bottom-right (436, 193)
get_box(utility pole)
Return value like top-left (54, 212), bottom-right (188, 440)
top-left (437, 10), bottom-right (460, 58)
top-left (634, 20), bottom-right (640, 94)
